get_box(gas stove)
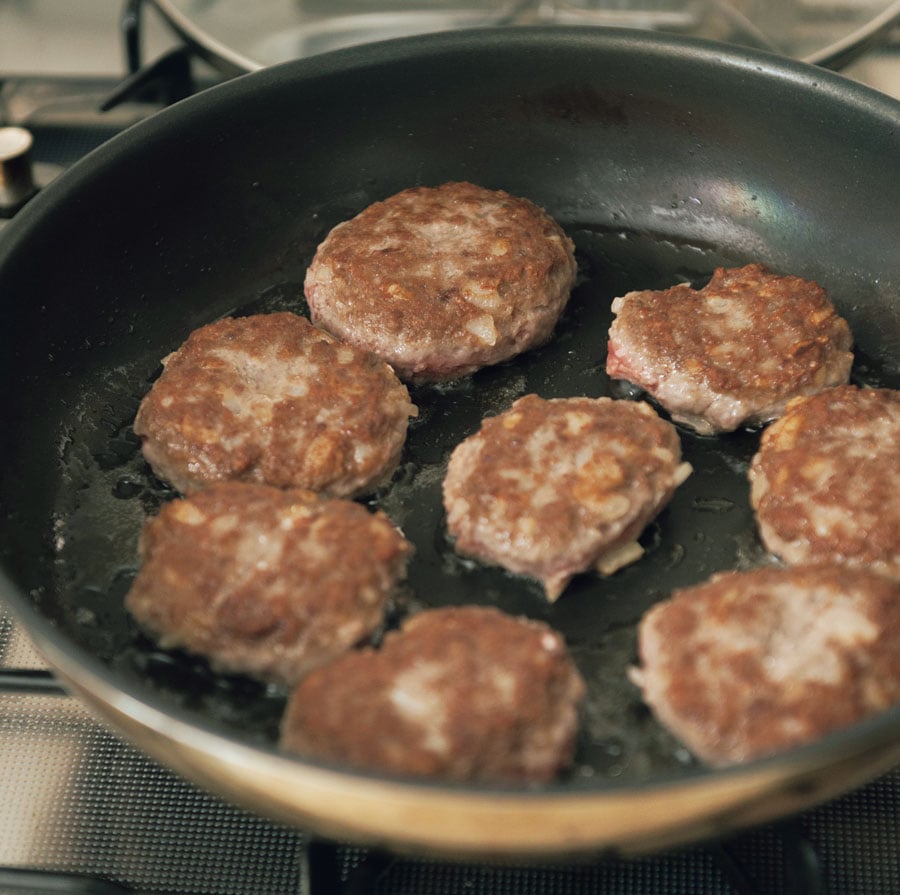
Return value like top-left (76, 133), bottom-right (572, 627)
top-left (1, 3), bottom-right (899, 893)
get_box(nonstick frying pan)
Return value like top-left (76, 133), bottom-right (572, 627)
top-left (0, 27), bottom-right (898, 859)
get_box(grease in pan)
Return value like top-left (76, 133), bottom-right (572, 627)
top-left (120, 180), bottom-right (896, 782)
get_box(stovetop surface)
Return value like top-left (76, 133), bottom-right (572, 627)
top-left (1, 4), bottom-right (899, 893)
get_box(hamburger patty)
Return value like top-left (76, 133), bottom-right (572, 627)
top-left (280, 606), bottom-right (586, 783)
top-left (631, 564), bottom-right (900, 766)
top-left (442, 395), bottom-right (691, 600)
top-left (133, 312), bottom-right (417, 496)
top-left (606, 264), bottom-right (853, 434)
top-left (125, 482), bottom-right (412, 686)
top-left (304, 181), bottom-right (578, 382)
top-left (749, 385), bottom-right (900, 580)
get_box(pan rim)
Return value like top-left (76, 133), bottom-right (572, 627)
top-left (1, 25), bottom-right (898, 854)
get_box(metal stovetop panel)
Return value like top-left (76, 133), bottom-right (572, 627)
top-left (0, 616), bottom-right (308, 895)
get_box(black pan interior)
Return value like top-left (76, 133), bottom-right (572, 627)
top-left (0, 28), bottom-right (898, 790)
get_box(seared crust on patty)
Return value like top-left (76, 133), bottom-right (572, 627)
top-left (125, 482), bottom-right (412, 686)
top-left (606, 264), bottom-right (853, 434)
top-left (280, 606), bottom-right (586, 783)
top-left (442, 395), bottom-right (691, 600)
top-left (304, 181), bottom-right (578, 382)
top-left (134, 312), bottom-right (417, 497)
top-left (631, 565), bottom-right (900, 766)
top-left (749, 385), bottom-right (900, 580)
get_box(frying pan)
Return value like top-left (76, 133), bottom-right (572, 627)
top-left (0, 27), bottom-right (898, 860)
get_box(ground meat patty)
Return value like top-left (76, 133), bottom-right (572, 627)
top-left (133, 312), bottom-right (417, 496)
top-left (304, 181), bottom-right (578, 382)
top-left (280, 605), bottom-right (586, 783)
top-left (631, 565), bottom-right (900, 766)
top-left (749, 385), bottom-right (900, 580)
top-left (442, 395), bottom-right (692, 600)
top-left (125, 482), bottom-right (412, 686)
top-left (606, 264), bottom-right (853, 434)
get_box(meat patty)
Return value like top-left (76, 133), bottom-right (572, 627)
top-left (280, 605), bottom-right (586, 783)
top-left (749, 385), bottom-right (900, 580)
top-left (125, 482), bottom-right (412, 686)
top-left (606, 264), bottom-right (853, 434)
top-left (442, 395), bottom-right (692, 600)
top-left (133, 312), bottom-right (417, 496)
top-left (304, 181), bottom-right (578, 382)
top-left (631, 564), bottom-right (900, 766)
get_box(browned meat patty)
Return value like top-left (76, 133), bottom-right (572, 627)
top-left (631, 564), bottom-right (900, 766)
top-left (606, 264), bottom-right (853, 434)
top-left (125, 482), bottom-right (412, 686)
top-left (133, 312), bottom-right (417, 496)
top-left (304, 181), bottom-right (578, 382)
top-left (442, 395), bottom-right (691, 600)
top-left (280, 605), bottom-right (586, 783)
top-left (749, 385), bottom-right (900, 580)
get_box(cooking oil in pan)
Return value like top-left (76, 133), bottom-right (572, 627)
top-left (48, 228), bottom-right (897, 784)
